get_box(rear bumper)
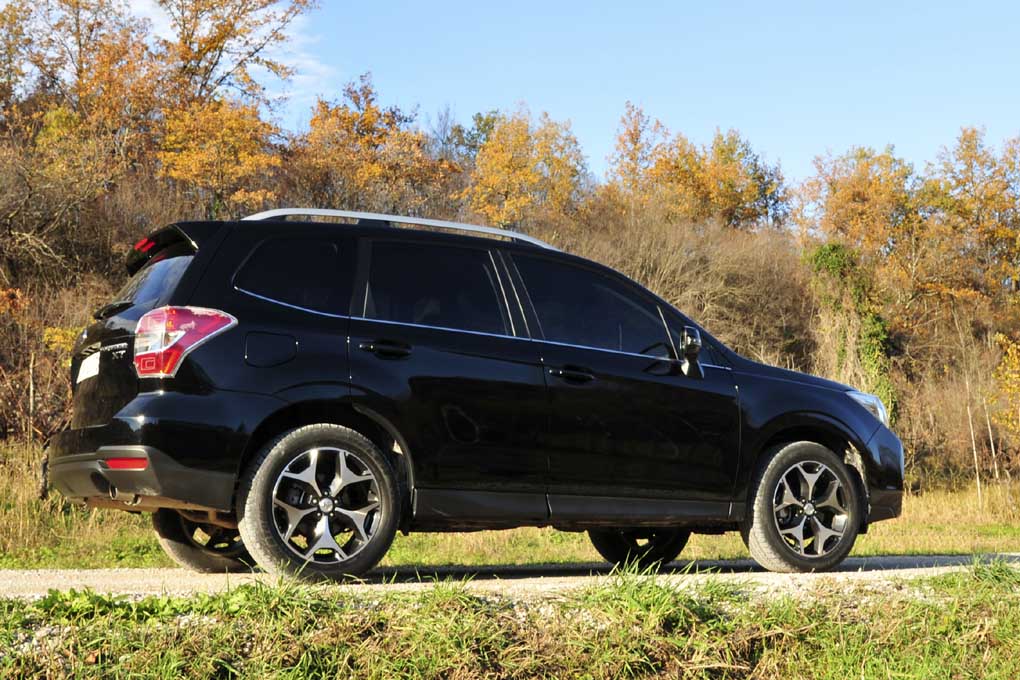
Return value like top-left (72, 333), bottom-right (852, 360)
top-left (47, 388), bottom-right (285, 513)
top-left (47, 443), bottom-right (235, 511)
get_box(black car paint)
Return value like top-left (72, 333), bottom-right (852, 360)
top-left (48, 220), bottom-right (904, 532)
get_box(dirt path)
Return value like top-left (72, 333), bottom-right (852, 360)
top-left (2, 554), bottom-right (1016, 599)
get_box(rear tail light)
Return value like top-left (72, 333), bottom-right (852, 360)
top-left (133, 306), bottom-right (236, 378)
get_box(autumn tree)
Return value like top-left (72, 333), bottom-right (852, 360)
top-left (155, 0), bottom-right (316, 107)
top-left (649, 128), bottom-right (787, 229)
top-left (0, 0), bottom-right (30, 113)
top-left (606, 102), bottom-right (667, 226)
top-left (158, 99), bottom-right (280, 218)
top-left (287, 74), bottom-right (452, 214)
top-left (461, 107), bottom-right (588, 227)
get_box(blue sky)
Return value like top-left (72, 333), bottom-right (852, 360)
top-left (267, 0), bottom-right (1018, 183)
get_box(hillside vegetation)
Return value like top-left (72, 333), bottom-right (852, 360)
top-left (1, 0), bottom-right (1020, 499)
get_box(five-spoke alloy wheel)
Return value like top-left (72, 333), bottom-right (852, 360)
top-left (152, 508), bottom-right (253, 573)
top-left (743, 441), bottom-right (861, 573)
top-left (237, 424), bottom-right (399, 581)
top-left (588, 527), bottom-right (690, 570)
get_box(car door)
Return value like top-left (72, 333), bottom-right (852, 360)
top-left (347, 237), bottom-right (549, 524)
top-left (509, 252), bottom-right (740, 519)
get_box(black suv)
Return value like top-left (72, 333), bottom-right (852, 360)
top-left (48, 209), bottom-right (903, 579)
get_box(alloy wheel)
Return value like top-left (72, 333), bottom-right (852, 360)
top-left (270, 447), bottom-right (381, 563)
top-left (178, 515), bottom-right (247, 558)
top-left (771, 461), bottom-right (850, 558)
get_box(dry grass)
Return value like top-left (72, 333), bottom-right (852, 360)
top-left (2, 442), bottom-right (1018, 570)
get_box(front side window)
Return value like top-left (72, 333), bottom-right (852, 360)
top-left (363, 241), bottom-right (509, 335)
top-left (234, 237), bottom-right (343, 314)
top-left (515, 254), bottom-right (671, 357)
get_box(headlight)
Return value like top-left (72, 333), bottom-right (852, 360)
top-left (847, 390), bottom-right (889, 427)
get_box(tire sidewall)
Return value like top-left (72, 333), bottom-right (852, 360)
top-left (237, 425), bottom-right (399, 581)
top-left (588, 528), bottom-right (691, 569)
top-left (749, 442), bottom-right (861, 572)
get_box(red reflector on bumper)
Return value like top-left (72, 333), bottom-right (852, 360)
top-left (103, 457), bottom-right (149, 470)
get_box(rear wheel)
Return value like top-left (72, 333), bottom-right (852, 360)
top-left (743, 441), bottom-right (861, 573)
top-left (237, 424), bottom-right (399, 582)
top-left (588, 528), bottom-right (690, 569)
top-left (152, 509), bottom-right (252, 573)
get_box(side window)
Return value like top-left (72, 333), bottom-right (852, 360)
top-left (514, 255), bottom-right (671, 357)
top-left (363, 241), bottom-right (509, 335)
top-left (234, 237), bottom-right (344, 314)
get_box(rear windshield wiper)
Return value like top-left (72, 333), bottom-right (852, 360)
top-left (93, 300), bottom-right (133, 320)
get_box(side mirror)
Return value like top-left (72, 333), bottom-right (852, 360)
top-left (673, 326), bottom-right (703, 379)
top-left (680, 326), bottom-right (702, 360)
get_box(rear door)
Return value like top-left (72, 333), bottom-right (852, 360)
top-left (509, 252), bottom-right (740, 515)
top-left (347, 237), bottom-right (549, 522)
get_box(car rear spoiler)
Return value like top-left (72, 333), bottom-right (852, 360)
top-left (125, 222), bottom-right (224, 275)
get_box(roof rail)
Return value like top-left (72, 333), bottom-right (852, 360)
top-left (241, 208), bottom-right (556, 250)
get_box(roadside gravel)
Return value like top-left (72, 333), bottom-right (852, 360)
top-left (2, 554), bottom-right (1016, 599)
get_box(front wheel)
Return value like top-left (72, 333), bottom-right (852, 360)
top-left (237, 424), bottom-right (399, 582)
top-left (588, 528), bottom-right (690, 570)
top-left (743, 441), bottom-right (861, 573)
top-left (152, 509), bottom-right (252, 573)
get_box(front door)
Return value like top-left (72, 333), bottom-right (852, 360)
top-left (510, 252), bottom-right (740, 518)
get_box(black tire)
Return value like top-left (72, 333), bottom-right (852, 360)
top-left (588, 528), bottom-right (691, 570)
top-left (236, 424), bottom-right (399, 582)
top-left (743, 441), bottom-right (861, 573)
top-left (152, 509), bottom-right (253, 573)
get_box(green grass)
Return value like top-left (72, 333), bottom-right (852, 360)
top-left (3, 441), bottom-right (1020, 570)
top-left (2, 563), bottom-right (1019, 678)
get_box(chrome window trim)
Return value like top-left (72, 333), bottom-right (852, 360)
top-left (531, 336), bottom-right (734, 369)
top-left (235, 286), bottom-right (351, 319)
top-left (532, 337), bottom-right (673, 362)
top-left (350, 316), bottom-right (529, 342)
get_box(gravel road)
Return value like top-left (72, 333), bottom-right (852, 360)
top-left (2, 554), bottom-right (1017, 599)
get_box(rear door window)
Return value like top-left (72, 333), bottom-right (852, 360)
top-left (514, 254), bottom-right (671, 357)
top-left (234, 237), bottom-right (345, 314)
top-left (363, 241), bottom-right (510, 335)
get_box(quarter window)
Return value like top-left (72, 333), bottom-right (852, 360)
top-left (363, 242), bottom-right (509, 335)
top-left (515, 255), bottom-right (671, 356)
top-left (234, 238), bottom-right (343, 314)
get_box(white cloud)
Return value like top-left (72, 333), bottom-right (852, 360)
top-left (128, 1), bottom-right (341, 130)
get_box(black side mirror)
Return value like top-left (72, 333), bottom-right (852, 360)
top-left (674, 326), bottom-right (703, 379)
top-left (681, 326), bottom-right (702, 360)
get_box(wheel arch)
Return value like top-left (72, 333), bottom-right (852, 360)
top-left (748, 416), bottom-right (871, 530)
top-left (236, 400), bottom-right (415, 527)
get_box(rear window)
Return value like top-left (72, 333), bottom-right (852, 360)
top-left (115, 248), bottom-right (193, 310)
top-left (233, 237), bottom-right (344, 314)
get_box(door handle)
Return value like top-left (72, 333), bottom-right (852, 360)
top-left (548, 367), bottom-right (595, 383)
top-left (358, 340), bottom-right (412, 358)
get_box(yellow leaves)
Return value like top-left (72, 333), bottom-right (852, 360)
top-left (293, 74), bottom-right (452, 212)
top-left (462, 107), bottom-right (587, 227)
top-left (42, 326), bottom-right (78, 354)
top-left (155, 0), bottom-right (316, 107)
top-left (606, 104), bottom-right (784, 229)
top-left (158, 99), bottom-right (280, 215)
top-left (993, 334), bottom-right (1020, 438)
top-left (649, 129), bottom-right (784, 228)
